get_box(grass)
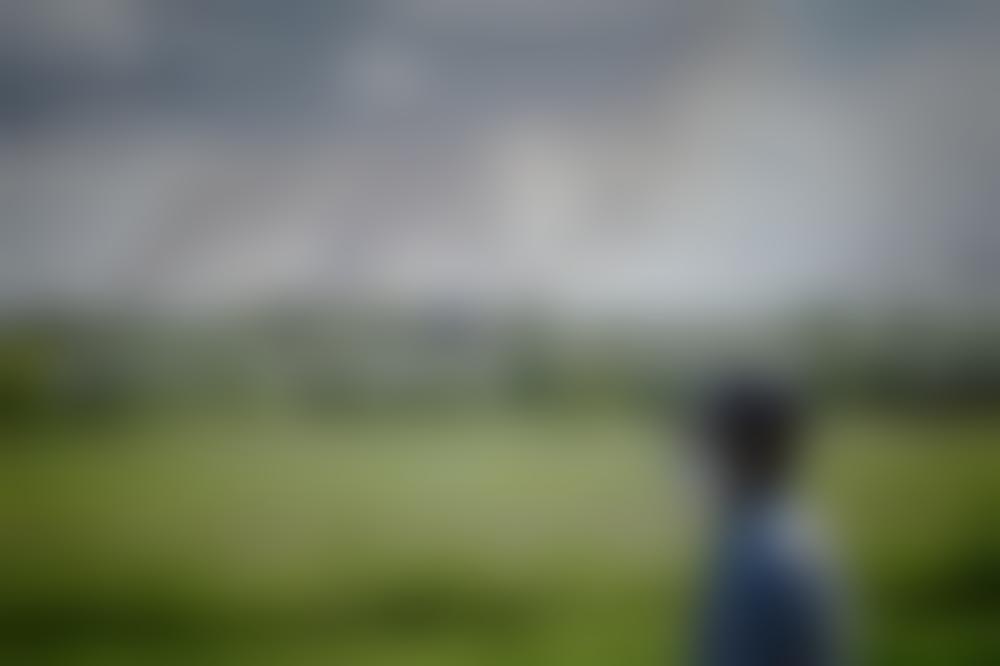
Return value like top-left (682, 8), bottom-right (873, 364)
top-left (0, 408), bottom-right (998, 664)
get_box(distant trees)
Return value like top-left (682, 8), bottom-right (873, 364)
top-left (2, 309), bottom-right (998, 426)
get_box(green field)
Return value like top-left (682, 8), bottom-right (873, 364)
top-left (1, 410), bottom-right (998, 665)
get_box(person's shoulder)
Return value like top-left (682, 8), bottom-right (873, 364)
top-left (755, 502), bottom-right (837, 585)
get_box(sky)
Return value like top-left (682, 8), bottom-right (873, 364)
top-left (0, 0), bottom-right (998, 321)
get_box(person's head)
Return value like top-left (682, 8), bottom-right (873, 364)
top-left (696, 373), bottom-right (807, 503)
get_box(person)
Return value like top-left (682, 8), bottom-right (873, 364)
top-left (691, 374), bottom-right (847, 666)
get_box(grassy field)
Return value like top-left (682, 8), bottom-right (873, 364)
top-left (0, 409), bottom-right (998, 665)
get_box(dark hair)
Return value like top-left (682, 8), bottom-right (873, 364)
top-left (698, 374), bottom-right (807, 492)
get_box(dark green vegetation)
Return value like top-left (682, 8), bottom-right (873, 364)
top-left (0, 410), bottom-right (998, 665)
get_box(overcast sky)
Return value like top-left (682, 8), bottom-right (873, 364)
top-left (1, 0), bottom-right (998, 320)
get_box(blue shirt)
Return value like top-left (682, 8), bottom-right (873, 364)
top-left (699, 501), bottom-right (842, 666)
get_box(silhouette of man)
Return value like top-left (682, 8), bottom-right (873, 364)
top-left (693, 375), bottom-right (846, 666)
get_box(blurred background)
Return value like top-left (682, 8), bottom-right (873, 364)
top-left (1, 0), bottom-right (999, 664)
